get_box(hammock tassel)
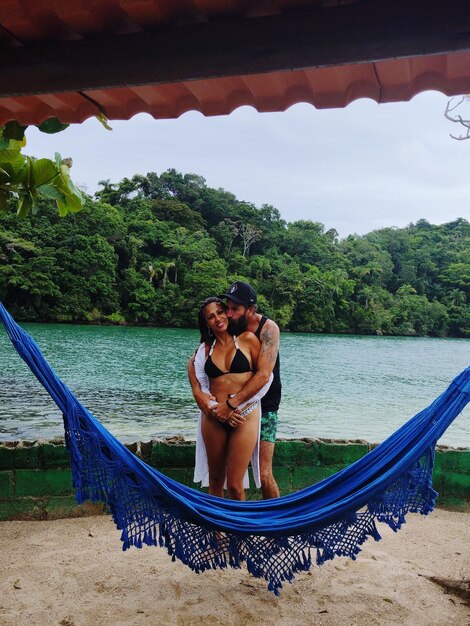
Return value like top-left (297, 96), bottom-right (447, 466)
top-left (0, 301), bottom-right (469, 595)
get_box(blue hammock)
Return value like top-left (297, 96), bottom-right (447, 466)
top-left (1, 302), bottom-right (469, 595)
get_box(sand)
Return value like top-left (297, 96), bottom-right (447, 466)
top-left (0, 509), bottom-right (469, 626)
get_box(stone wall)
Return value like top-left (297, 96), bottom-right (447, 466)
top-left (0, 438), bottom-right (469, 520)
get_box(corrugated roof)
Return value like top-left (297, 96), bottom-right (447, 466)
top-left (1, 0), bottom-right (470, 125)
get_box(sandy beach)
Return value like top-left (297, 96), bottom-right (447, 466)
top-left (0, 509), bottom-right (469, 626)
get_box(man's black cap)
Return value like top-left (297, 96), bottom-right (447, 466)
top-left (219, 281), bottom-right (257, 307)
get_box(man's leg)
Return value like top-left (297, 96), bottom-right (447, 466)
top-left (259, 411), bottom-right (280, 499)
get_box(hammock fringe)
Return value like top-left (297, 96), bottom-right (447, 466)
top-left (64, 405), bottom-right (443, 594)
top-left (0, 302), bottom-right (469, 595)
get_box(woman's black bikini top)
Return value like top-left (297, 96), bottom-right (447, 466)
top-left (204, 336), bottom-right (254, 379)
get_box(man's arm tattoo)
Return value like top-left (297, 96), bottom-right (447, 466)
top-left (260, 326), bottom-right (277, 366)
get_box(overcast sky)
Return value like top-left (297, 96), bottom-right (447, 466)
top-left (25, 90), bottom-right (470, 239)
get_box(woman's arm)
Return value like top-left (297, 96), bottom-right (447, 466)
top-left (188, 344), bottom-right (216, 413)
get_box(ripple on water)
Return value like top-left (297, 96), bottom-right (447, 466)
top-left (0, 324), bottom-right (468, 446)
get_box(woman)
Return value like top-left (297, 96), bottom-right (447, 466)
top-left (194, 297), bottom-right (265, 500)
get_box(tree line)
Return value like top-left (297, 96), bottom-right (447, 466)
top-left (0, 169), bottom-right (468, 337)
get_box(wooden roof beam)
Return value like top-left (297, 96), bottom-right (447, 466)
top-left (1, 0), bottom-right (470, 98)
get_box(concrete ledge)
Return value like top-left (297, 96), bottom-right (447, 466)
top-left (0, 438), bottom-right (469, 520)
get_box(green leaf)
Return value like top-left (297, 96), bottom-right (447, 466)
top-left (60, 162), bottom-right (70, 177)
top-left (0, 134), bottom-right (27, 151)
top-left (17, 193), bottom-right (33, 218)
top-left (0, 130), bottom-right (82, 219)
top-left (95, 113), bottom-right (113, 131)
top-left (60, 162), bottom-right (83, 201)
top-left (66, 176), bottom-right (83, 201)
top-left (14, 156), bottom-right (31, 186)
top-left (57, 189), bottom-right (83, 215)
top-left (37, 183), bottom-right (65, 201)
top-left (33, 154), bottom-right (84, 215)
top-left (3, 121), bottom-right (27, 141)
top-left (0, 191), bottom-right (7, 212)
top-left (0, 165), bottom-right (11, 183)
top-left (32, 158), bottom-right (59, 187)
top-left (36, 118), bottom-right (69, 134)
top-left (55, 171), bottom-right (84, 214)
top-left (0, 148), bottom-right (26, 177)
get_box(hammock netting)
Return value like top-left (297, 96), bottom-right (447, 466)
top-left (1, 302), bottom-right (469, 594)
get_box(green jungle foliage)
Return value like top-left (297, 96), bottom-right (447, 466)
top-left (0, 121), bottom-right (83, 218)
top-left (0, 169), bottom-right (469, 337)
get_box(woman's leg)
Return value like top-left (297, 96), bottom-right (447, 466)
top-left (226, 408), bottom-right (260, 500)
top-left (201, 414), bottom-right (229, 497)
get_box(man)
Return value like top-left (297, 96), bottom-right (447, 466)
top-left (188, 281), bottom-right (281, 499)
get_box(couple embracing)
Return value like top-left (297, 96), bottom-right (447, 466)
top-left (188, 281), bottom-right (281, 500)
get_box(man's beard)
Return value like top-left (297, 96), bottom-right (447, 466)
top-left (228, 315), bottom-right (248, 334)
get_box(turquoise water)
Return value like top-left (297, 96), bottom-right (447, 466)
top-left (0, 324), bottom-right (468, 446)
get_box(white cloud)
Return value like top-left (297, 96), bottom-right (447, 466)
top-left (24, 91), bottom-right (470, 238)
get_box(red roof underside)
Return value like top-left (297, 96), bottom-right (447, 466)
top-left (1, 0), bottom-right (469, 125)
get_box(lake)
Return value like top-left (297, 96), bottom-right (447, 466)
top-left (0, 323), bottom-right (469, 447)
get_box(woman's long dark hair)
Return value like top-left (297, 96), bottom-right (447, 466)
top-left (198, 297), bottom-right (227, 344)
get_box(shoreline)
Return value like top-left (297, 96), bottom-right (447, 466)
top-left (1, 438), bottom-right (469, 522)
top-left (5, 318), bottom-right (470, 338)
top-left (1, 435), bottom-right (470, 448)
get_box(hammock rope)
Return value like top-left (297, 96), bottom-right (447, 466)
top-left (1, 301), bottom-right (469, 594)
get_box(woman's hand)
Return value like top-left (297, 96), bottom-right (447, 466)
top-left (226, 410), bottom-right (246, 428)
